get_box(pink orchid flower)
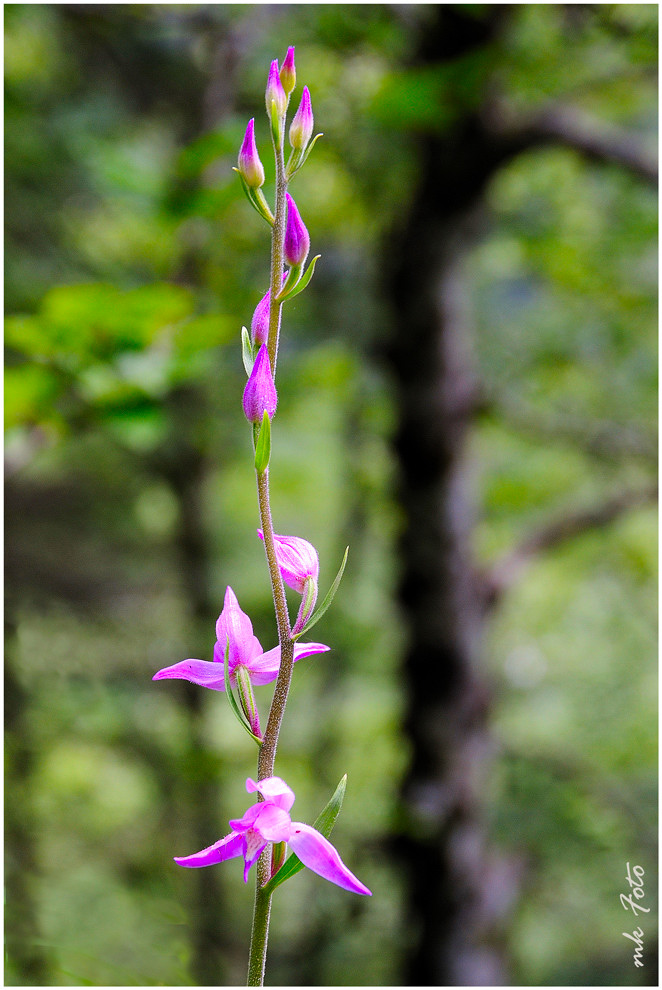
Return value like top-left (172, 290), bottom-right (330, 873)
top-left (152, 586), bottom-right (329, 691)
top-left (257, 530), bottom-right (319, 594)
top-left (174, 776), bottom-right (372, 896)
top-left (257, 529), bottom-right (319, 633)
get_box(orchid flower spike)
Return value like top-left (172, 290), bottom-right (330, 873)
top-left (174, 775), bottom-right (372, 896)
top-left (152, 586), bottom-right (329, 691)
top-left (237, 118), bottom-right (265, 189)
top-left (243, 345), bottom-right (277, 423)
top-left (289, 86), bottom-right (314, 151)
top-left (284, 193), bottom-right (310, 268)
top-left (280, 46), bottom-right (296, 96)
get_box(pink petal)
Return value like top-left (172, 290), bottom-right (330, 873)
top-left (215, 586), bottom-right (263, 668)
top-left (228, 802), bottom-right (262, 832)
top-left (247, 642), bottom-right (330, 686)
top-left (241, 830), bottom-right (268, 881)
top-left (174, 830), bottom-right (243, 868)
top-left (213, 636), bottom-right (262, 671)
top-left (246, 776), bottom-right (296, 812)
top-left (288, 822), bottom-right (372, 896)
top-left (257, 530), bottom-right (319, 592)
top-left (229, 802), bottom-right (291, 842)
top-left (153, 659), bottom-right (227, 691)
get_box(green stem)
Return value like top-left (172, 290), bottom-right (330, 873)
top-left (255, 469), bottom-right (294, 775)
top-left (246, 112), bottom-right (294, 988)
top-left (267, 123), bottom-right (287, 375)
top-left (246, 880), bottom-right (272, 987)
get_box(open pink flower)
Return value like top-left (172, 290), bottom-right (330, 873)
top-left (152, 586), bottom-right (329, 691)
top-left (258, 530), bottom-right (319, 634)
top-left (257, 530), bottom-right (319, 593)
top-left (175, 776), bottom-right (372, 896)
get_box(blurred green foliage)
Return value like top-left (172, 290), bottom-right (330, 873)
top-left (5, 4), bottom-right (657, 986)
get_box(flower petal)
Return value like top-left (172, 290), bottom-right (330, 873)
top-left (175, 830), bottom-right (243, 868)
top-left (153, 659), bottom-right (226, 691)
top-left (215, 586), bottom-right (263, 668)
top-left (241, 830), bottom-right (268, 882)
top-left (257, 530), bottom-right (319, 593)
top-left (246, 776), bottom-right (295, 812)
top-left (247, 642), bottom-right (330, 686)
top-left (229, 802), bottom-right (292, 842)
top-left (288, 822), bottom-right (372, 895)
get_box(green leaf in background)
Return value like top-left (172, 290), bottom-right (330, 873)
top-left (293, 546), bottom-right (349, 640)
top-left (264, 774), bottom-right (347, 894)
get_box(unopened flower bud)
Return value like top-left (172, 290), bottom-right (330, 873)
top-left (235, 664), bottom-right (262, 739)
top-left (280, 47), bottom-right (296, 97)
top-left (243, 345), bottom-right (277, 423)
top-left (289, 86), bottom-right (314, 150)
top-left (257, 530), bottom-right (319, 594)
top-left (237, 118), bottom-right (265, 188)
top-left (251, 274), bottom-right (288, 347)
top-left (265, 59), bottom-right (287, 118)
top-left (284, 193), bottom-right (310, 267)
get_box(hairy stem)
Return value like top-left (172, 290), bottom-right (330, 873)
top-left (247, 109), bottom-right (294, 988)
top-left (247, 880), bottom-right (272, 986)
top-left (267, 127), bottom-right (287, 374)
top-left (256, 468), bottom-right (295, 777)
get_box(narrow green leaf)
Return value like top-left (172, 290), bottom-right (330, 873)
top-left (241, 326), bottom-right (254, 376)
top-left (274, 262), bottom-right (303, 302)
top-left (278, 255), bottom-right (320, 304)
top-left (233, 169), bottom-right (274, 226)
top-left (269, 100), bottom-right (282, 150)
top-left (286, 133), bottom-right (324, 180)
top-left (298, 132), bottom-right (324, 170)
top-left (254, 410), bottom-right (271, 475)
top-left (292, 546), bottom-right (348, 640)
top-left (223, 638), bottom-right (263, 745)
top-left (264, 774), bottom-right (347, 893)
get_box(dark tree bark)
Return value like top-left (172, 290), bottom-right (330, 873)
top-left (384, 5), bottom-right (657, 984)
top-left (384, 8), bottom-right (525, 985)
top-left (4, 630), bottom-right (53, 986)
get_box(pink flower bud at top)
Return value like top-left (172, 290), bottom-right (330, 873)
top-left (280, 47), bottom-right (296, 96)
top-left (284, 193), bottom-right (310, 267)
top-left (237, 118), bottom-right (265, 189)
top-left (257, 530), bottom-right (319, 594)
top-left (289, 86), bottom-right (314, 150)
top-left (243, 345), bottom-right (277, 423)
top-left (251, 274), bottom-right (288, 347)
top-left (265, 59), bottom-right (287, 118)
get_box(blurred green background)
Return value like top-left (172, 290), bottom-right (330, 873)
top-left (5, 4), bottom-right (657, 986)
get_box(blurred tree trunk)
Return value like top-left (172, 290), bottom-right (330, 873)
top-left (385, 8), bottom-right (518, 985)
top-left (4, 626), bottom-right (53, 986)
top-left (385, 7), bottom-right (656, 984)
